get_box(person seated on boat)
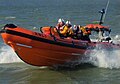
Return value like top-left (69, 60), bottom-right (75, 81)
top-left (98, 29), bottom-right (112, 42)
top-left (72, 25), bottom-right (83, 39)
top-left (56, 18), bottom-right (65, 31)
top-left (80, 26), bottom-right (91, 42)
top-left (59, 20), bottom-right (73, 38)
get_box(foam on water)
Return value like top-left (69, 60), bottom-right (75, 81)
top-left (0, 45), bottom-right (22, 64)
top-left (85, 46), bottom-right (120, 69)
top-left (83, 35), bottom-right (120, 69)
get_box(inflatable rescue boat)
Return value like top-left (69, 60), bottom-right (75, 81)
top-left (0, 24), bottom-right (120, 67)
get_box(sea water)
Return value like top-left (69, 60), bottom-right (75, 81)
top-left (0, 0), bottom-right (120, 84)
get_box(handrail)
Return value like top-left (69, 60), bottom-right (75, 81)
top-left (39, 27), bottom-right (43, 33)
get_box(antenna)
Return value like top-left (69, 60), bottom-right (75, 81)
top-left (99, 9), bottom-right (105, 25)
top-left (99, 0), bottom-right (110, 25)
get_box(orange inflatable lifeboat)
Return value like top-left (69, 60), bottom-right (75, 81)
top-left (0, 24), bottom-right (120, 67)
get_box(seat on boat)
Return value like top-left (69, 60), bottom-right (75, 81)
top-left (40, 26), bottom-right (60, 37)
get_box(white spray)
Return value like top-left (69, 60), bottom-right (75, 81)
top-left (83, 36), bottom-right (120, 69)
top-left (0, 45), bottom-right (22, 64)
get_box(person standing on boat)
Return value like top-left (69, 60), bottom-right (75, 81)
top-left (59, 20), bottom-right (73, 38)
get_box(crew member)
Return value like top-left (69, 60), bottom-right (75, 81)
top-left (56, 18), bottom-right (65, 31)
top-left (80, 26), bottom-right (91, 42)
top-left (72, 25), bottom-right (82, 39)
top-left (60, 20), bottom-right (73, 37)
top-left (98, 29), bottom-right (112, 42)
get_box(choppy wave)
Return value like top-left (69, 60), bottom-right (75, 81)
top-left (5, 16), bottom-right (16, 19)
top-left (0, 45), bottom-right (22, 64)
